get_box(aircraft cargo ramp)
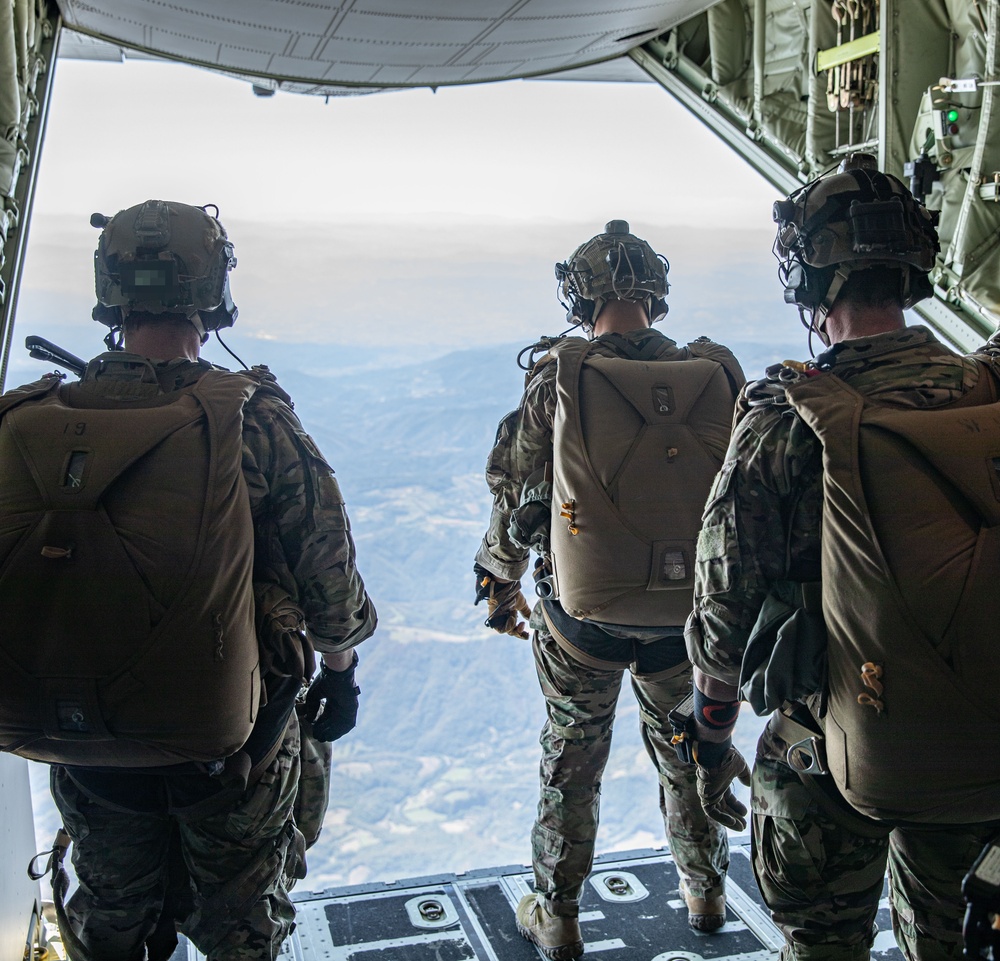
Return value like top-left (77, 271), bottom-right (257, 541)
top-left (161, 844), bottom-right (905, 961)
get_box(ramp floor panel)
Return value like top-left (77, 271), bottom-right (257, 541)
top-left (170, 844), bottom-right (905, 960)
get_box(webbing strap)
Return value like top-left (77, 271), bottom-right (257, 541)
top-left (599, 332), bottom-right (672, 362)
top-left (770, 704), bottom-right (820, 746)
top-left (32, 828), bottom-right (97, 961)
top-left (599, 333), bottom-right (645, 361)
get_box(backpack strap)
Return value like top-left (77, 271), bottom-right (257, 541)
top-left (0, 374), bottom-right (62, 418)
top-left (599, 332), bottom-right (672, 362)
top-left (248, 364), bottom-right (293, 407)
top-left (527, 336), bottom-right (590, 388)
top-left (947, 357), bottom-right (1000, 407)
top-left (685, 337), bottom-right (747, 398)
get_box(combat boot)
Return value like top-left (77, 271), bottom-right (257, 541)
top-left (515, 893), bottom-right (584, 960)
top-left (679, 879), bottom-right (727, 932)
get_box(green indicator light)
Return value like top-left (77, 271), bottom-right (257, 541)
top-left (947, 109), bottom-right (960, 123)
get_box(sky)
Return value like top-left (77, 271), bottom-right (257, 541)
top-left (32, 57), bottom-right (777, 228)
top-left (12, 54), bottom-right (786, 374)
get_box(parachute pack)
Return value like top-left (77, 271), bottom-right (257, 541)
top-left (545, 335), bottom-right (742, 626)
top-left (786, 363), bottom-right (1000, 822)
top-left (0, 358), bottom-right (272, 767)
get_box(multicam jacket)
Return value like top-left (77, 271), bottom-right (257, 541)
top-left (241, 374), bottom-right (376, 655)
top-left (688, 325), bottom-right (988, 687)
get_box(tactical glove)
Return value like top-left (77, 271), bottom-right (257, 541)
top-left (304, 652), bottom-right (360, 742)
top-left (696, 744), bottom-right (752, 832)
top-left (473, 563), bottom-right (532, 639)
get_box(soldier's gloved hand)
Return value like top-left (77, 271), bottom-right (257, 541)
top-left (304, 652), bottom-right (360, 742)
top-left (473, 563), bottom-right (532, 639)
top-left (696, 744), bottom-right (752, 831)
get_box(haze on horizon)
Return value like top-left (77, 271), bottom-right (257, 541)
top-left (14, 56), bottom-right (786, 374)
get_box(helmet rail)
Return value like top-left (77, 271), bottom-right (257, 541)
top-left (555, 220), bottom-right (670, 333)
top-left (92, 199), bottom-right (238, 349)
top-left (772, 153), bottom-right (939, 341)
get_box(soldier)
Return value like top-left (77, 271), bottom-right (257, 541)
top-left (475, 221), bottom-right (745, 960)
top-left (686, 155), bottom-right (1000, 959)
top-left (2, 200), bottom-right (376, 960)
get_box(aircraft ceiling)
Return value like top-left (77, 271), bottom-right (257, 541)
top-left (56, 0), bottom-right (720, 94)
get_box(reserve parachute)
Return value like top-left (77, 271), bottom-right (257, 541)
top-left (786, 363), bottom-right (1000, 822)
top-left (0, 358), bottom-right (271, 767)
top-left (546, 335), bottom-right (741, 626)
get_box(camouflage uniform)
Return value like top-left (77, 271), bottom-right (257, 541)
top-left (477, 328), bottom-right (735, 909)
top-left (48, 354), bottom-right (376, 961)
top-left (687, 326), bottom-right (1000, 960)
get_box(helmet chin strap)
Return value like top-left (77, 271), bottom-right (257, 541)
top-left (186, 309), bottom-right (210, 344)
top-left (586, 297), bottom-right (608, 336)
top-left (809, 264), bottom-right (853, 349)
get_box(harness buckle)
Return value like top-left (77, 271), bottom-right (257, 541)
top-left (785, 735), bottom-right (828, 775)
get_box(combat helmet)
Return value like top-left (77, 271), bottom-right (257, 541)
top-left (772, 153), bottom-right (939, 335)
top-left (555, 220), bottom-right (669, 332)
top-left (92, 200), bottom-right (238, 348)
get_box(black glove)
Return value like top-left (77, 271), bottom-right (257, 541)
top-left (473, 563), bottom-right (532, 639)
top-left (304, 652), bottom-right (360, 742)
top-left (696, 744), bottom-right (752, 831)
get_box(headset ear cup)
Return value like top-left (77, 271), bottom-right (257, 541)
top-left (903, 269), bottom-right (933, 309)
top-left (785, 262), bottom-right (839, 311)
top-left (573, 299), bottom-right (594, 328)
top-left (782, 261), bottom-right (811, 306)
top-left (92, 303), bottom-right (121, 327)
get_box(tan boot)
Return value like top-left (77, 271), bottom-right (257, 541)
top-left (679, 879), bottom-right (727, 932)
top-left (515, 894), bottom-right (584, 960)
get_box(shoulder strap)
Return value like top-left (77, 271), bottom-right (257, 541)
top-left (248, 364), bottom-right (293, 406)
top-left (533, 336), bottom-right (591, 386)
top-left (686, 338), bottom-right (746, 398)
top-left (0, 375), bottom-right (62, 418)
top-left (598, 332), bottom-right (672, 362)
top-left (947, 358), bottom-right (1000, 407)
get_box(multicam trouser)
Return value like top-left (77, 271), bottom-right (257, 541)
top-left (530, 629), bottom-right (729, 909)
top-left (752, 740), bottom-right (1000, 961)
top-left (51, 715), bottom-right (305, 961)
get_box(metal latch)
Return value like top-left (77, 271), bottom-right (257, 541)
top-left (590, 870), bottom-right (649, 903)
top-left (404, 894), bottom-right (458, 929)
top-left (786, 735), bottom-right (828, 775)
